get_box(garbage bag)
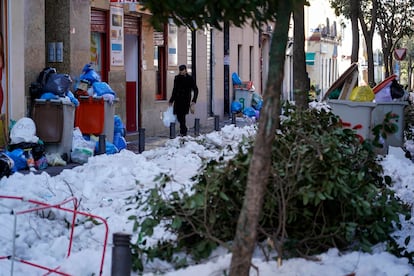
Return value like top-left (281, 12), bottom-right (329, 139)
top-left (231, 101), bottom-right (243, 113)
top-left (92, 82), bottom-right (116, 96)
top-left (375, 83), bottom-right (393, 102)
top-left (10, 117), bottom-right (39, 144)
top-left (232, 72), bottom-right (242, 85)
top-left (349, 86), bottom-right (374, 102)
top-left (80, 63), bottom-right (101, 84)
top-left (243, 107), bottom-right (257, 117)
top-left (390, 79), bottom-right (405, 99)
top-left (43, 74), bottom-right (73, 97)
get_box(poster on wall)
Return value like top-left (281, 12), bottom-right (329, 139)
top-left (91, 33), bottom-right (102, 74)
top-left (168, 24), bottom-right (177, 66)
top-left (110, 6), bottom-right (124, 66)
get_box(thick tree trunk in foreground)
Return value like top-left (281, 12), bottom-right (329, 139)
top-left (229, 1), bottom-right (293, 275)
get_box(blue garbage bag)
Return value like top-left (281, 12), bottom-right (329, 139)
top-left (113, 132), bottom-right (127, 151)
top-left (92, 82), bottom-right (116, 96)
top-left (114, 115), bottom-right (125, 136)
top-left (231, 101), bottom-right (243, 113)
top-left (243, 107), bottom-right (257, 117)
top-left (7, 149), bottom-right (27, 171)
top-left (80, 63), bottom-right (101, 84)
top-left (95, 141), bottom-right (119, 155)
top-left (232, 72), bottom-right (242, 85)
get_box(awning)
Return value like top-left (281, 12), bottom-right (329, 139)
top-left (306, 52), bottom-right (316, 65)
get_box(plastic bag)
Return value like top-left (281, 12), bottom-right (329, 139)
top-left (71, 127), bottom-right (95, 164)
top-left (92, 82), bottom-right (116, 96)
top-left (390, 79), bottom-right (405, 99)
top-left (375, 83), bottom-right (393, 102)
top-left (349, 86), bottom-right (374, 102)
top-left (10, 117), bottom-right (39, 144)
top-left (114, 115), bottom-right (125, 136)
top-left (232, 72), bottom-right (242, 85)
top-left (113, 132), bottom-right (127, 151)
top-left (43, 74), bottom-right (73, 96)
top-left (0, 152), bottom-right (14, 177)
top-left (243, 107), bottom-right (257, 117)
top-left (80, 63), bottom-right (101, 84)
top-left (231, 101), bottom-right (243, 113)
top-left (7, 149), bottom-right (27, 171)
top-left (94, 141), bottom-right (119, 154)
top-left (162, 106), bottom-right (177, 127)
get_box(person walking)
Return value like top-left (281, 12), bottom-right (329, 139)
top-left (169, 64), bottom-right (198, 136)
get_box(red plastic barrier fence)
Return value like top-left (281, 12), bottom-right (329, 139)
top-left (0, 195), bottom-right (109, 275)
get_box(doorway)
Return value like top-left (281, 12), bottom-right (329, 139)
top-left (124, 15), bottom-right (141, 133)
top-left (124, 34), bottom-right (139, 132)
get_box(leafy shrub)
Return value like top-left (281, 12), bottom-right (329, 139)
top-left (128, 102), bottom-right (411, 272)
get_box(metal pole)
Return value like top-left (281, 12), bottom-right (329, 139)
top-left (98, 134), bottom-right (106, 154)
top-left (169, 122), bottom-right (176, 139)
top-left (194, 118), bottom-right (200, 136)
top-left (214, 115), bottom-right (220, 131)
top-left (111, 232), bottom-right (132, 276)
top-left (231, 113), bottom-right (236, 125)
top-left (138, 128), bottom-right (145, 153)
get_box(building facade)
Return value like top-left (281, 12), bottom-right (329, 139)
top-left (0, 0), bottom-right (268, 138)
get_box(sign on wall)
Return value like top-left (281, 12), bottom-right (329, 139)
top-left (168, 24), bottom-right (177, 66)
top-left (110, 6), bottom-right (124, 66)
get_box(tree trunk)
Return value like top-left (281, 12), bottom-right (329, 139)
top-left (293, 3), bottom-right (308, 110)
top-left (383, 49), bottom-right (391, 77)
top-left (366, 36), bottom-right (375, 86)
top-left (358, 0), bottom-right (378, 87)
top-left (229, 1), bottom-right (293, 275)
top-left (350, 0), bottom-right (359, 63)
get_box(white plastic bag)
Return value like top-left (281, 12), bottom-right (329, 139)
top-left (162, 106), bottom-right (177, 127)
top-left (71, 127), bottom-right (95, 164)
top-left (10, 117), bottom-right (39, 144)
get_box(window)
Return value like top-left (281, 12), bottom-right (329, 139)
top-left (91, 32), bottom-right (106, 80)
top-left (154, 24), bottom-right (167, 100)
top-left (90, 9), bottom-right (108, 82)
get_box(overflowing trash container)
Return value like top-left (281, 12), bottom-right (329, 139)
top-left (372, 102), bottom-right (408, 147)
top-left (327, 99), bottom-right (376, 140)
top-left (326, 70), bottom-right (408, 153)
top-left (231, 72), bottom-right (263, 120)
top-left (32, 98), bottom-right (75, 160)
top-left (74, 96), bottom-right (116, 143)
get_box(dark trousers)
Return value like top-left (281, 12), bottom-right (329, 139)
top-left (176, 113), bottom-right (187, 135)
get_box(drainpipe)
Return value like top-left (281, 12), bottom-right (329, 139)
top-left (192, 30), bottom-right (196, 82)
top-left (210, 28), bottom-right (215, 117)
top-left (224, 21), bottom-right (230, 115)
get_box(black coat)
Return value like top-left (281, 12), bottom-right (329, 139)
top-left (169, 73), bottom-right (198, 115)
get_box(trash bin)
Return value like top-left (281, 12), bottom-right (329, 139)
top-left (372, 102), bottom-right (408, 147)
top-left (234, 89), bottom-right (253, 110)
top-left (327, 99), bottom-right (376, 140)
top-left (32, 99), bottom-right (75, 159)
top-left (103, 100), bottom-right (116, 143)
top-left (75, 96), bottom-right (116, 143)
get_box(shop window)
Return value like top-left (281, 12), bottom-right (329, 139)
top-left (91, 32), bottom-right (107, 81)
top-left (90, 9), bottom-right (108, 82)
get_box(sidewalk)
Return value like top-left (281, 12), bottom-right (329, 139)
top-left (125, 116), bottom-right (233, 152)
top-left (21, 116), bottom-right (244, 177)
